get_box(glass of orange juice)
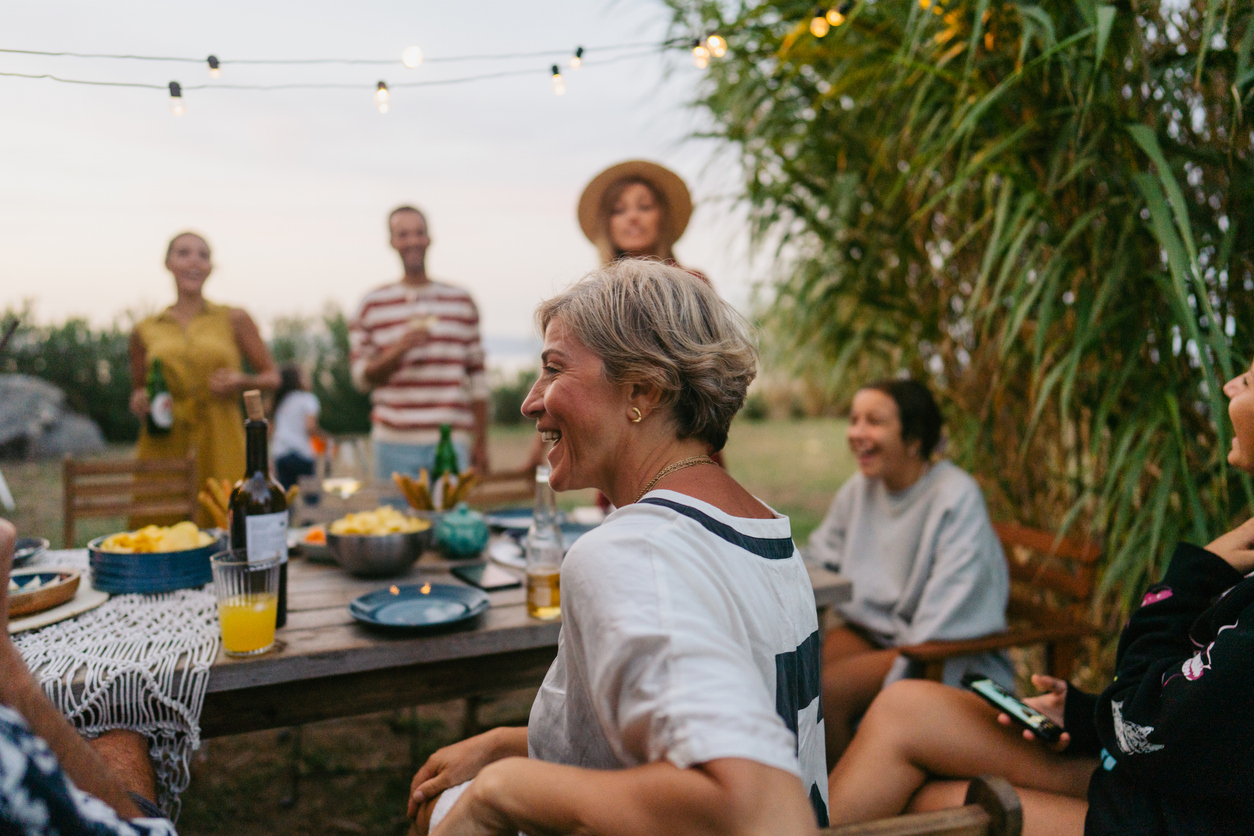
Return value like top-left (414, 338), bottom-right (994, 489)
top-left (210, 550), bottom-right (280, 657)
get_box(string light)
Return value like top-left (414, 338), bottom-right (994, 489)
top-left (811, 8), bottom-right (831, 37)
top-left (705, 34), bottom-right (727, 58)
top-left (168, 80), bottom-right (185, 115)
top-left (375, 80), bottom-right (389, 113)
top-left (570, 46), bottom-right (584, 68)
top-left (401, 46), bottom-right (423, 68)
top-left (825, 8), bottom-right (845, 25)
top-left (691, 38), bottom-right (710, 68)
top-left (206, 55), bottom-right (220, 78)
top-left (550, 64), bottom-right (565, 95)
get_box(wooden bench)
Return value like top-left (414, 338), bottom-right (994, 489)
top-left (62, 455), bottom-right (197, 547)
top-left (466, 466), bottom-right (537, 509)
top-left (821, 775), bottom-right (1022, 836)
top-left (898, 522), bottom-right (1102, 681)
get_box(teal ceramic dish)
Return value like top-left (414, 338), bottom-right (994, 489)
top-left (435, 504), bottom-right (490, 559)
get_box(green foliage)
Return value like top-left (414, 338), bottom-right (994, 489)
top-left (664, 0), bottom-right (1253, 613)
top-left (2, 304), bottom-right (139, 443)
top-left (269, 306), bottom-right (373, 436)
top-left (491, 369), bottom-right (539, 426)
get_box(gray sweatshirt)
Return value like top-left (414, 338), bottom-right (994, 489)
top-left (808, 460), bottom-right (1014, 689)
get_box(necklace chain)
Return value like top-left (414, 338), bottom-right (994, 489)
top-left (635, 455), bottom-right (717, 503)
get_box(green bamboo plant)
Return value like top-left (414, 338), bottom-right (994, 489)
top-left (664, 0), bottom-right (1253, 616)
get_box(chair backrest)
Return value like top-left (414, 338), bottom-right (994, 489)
top-left (993, 521), bottom-right (1101, 622)
top-left (62, 455), bottom-right (197, 547)
top-left (465, 466), bottom-right (537, 510)
top-left (820, 775), bottom-right (1022, 836)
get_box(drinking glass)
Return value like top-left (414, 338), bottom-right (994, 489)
top-left (211, 549), bottom-right (280, 657)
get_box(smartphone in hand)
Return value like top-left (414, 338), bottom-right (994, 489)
top-left (961, 673), bottom-right (1064, 743)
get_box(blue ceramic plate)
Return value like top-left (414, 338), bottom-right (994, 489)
top-left (349, 583), bottom-right (490, 631)
top-left (14, 537), bottom-right (49, 568)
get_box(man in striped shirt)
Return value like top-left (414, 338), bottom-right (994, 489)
top-left (350, 206), bottom-right (489, 479)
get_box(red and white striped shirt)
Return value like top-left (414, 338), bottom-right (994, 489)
top-left (350, 280), bottom-right (488, 445)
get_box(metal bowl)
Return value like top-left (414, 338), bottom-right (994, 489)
top-left (327, 528), bottom-right (434, 578)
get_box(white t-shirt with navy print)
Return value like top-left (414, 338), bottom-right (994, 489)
top-left (527, 489), bottom-right (829, 826)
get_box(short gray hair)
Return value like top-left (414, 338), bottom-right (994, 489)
top-left (536, 259), bottom-right (757, 452)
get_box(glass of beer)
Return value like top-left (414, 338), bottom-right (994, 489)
top-left (211, 549), bottom-right (280, 657)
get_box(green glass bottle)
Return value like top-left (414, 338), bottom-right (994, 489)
top-left (146, 359), bottom-right (174, 436)
top-left (431, 423), bottom-right (459, 483)
top-left (430, 423), bottom-right (460, 510)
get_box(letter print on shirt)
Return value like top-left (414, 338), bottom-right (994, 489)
top-left (775, 630), bottom-right (829, 827)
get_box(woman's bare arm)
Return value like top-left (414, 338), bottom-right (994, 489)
top-left (0, 520), bottom-right (144, 819)
top-left (436, 757), bottom-right (817, 836)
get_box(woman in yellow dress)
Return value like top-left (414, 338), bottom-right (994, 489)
top-left (127, 232), bottom-right (279, 527)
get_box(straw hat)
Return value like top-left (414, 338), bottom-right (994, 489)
top-left (577, 160), bottom-right (693, 245)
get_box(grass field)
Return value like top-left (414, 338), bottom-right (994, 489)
top-left (2, 417), bottom-right (853, 834)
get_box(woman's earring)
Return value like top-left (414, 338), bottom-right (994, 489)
top-left (631, 407), bottom-right (643, 424)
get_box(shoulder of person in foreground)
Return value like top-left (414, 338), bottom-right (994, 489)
top-left (0, 705), bottom-right (176, 836)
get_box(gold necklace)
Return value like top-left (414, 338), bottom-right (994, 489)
top-left (635, 455), bottom-right (717, 503)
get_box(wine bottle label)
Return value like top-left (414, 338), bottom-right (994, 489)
top-left (244, 512), bottom-right (289, 563)
top-left (150, 392), bottom-right (174, 429)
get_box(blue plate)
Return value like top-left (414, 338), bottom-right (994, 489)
top-left (482, 507), bottom-right (532, 534)
top-left (349, 583), bottom-right (490, 631)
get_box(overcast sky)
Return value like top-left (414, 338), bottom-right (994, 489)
top-left (1, 1), bottom-right (765, 364)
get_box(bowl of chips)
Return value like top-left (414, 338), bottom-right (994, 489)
top-left (88, 522), bottom-right (223, 594)
top-left (327, 507), bottom-right (434, 578)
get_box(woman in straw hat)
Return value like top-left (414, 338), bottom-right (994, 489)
top-left (577, 159), bottom-right (705, 279)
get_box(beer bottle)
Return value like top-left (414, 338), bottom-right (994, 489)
top-left (146, 359), bottom-right (174, 436)
top-left (430, 423), bottom-right (460, 509)
top-left (525, 465), bottom-right (563, 620)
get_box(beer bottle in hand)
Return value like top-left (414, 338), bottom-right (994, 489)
top-left (146, 359), bottom-right (174, 436)
top-left (229, 390), bottom-right (289, 627)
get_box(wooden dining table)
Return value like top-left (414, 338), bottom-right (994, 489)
top-left (199, 546), bottom-right (852, 738)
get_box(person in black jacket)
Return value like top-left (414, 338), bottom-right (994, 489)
top-left (825, 357), bottom-right (1254, 836)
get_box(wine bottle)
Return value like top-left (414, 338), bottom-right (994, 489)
top-left (229, 390), bottom-right (289, 628)
top-left (525, 465), bottom-right (563, 621)
top-left (146, 359), bottom-right (174, 436)
top-left (430, 423), bottom-right (459, 509)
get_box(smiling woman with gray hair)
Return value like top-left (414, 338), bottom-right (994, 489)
top-left (406, 259), bottom-right (828, 836)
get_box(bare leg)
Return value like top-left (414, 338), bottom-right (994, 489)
top-left (827, 680), bottom-right (1096, 826)
top-left (909, 781), bottom-right (1088, 836)
top-left (89, 729), bottom-right (157, 804)
top-left (821, 627), bottom-right (898, 765)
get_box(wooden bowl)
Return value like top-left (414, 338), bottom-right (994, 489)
top-left (8, 569), bottom-right (82, 618)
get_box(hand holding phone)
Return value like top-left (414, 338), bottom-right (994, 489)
top-left (962, 673), bottom-right (1065, 745)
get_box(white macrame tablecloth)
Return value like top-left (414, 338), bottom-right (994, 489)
top-left (14, 549), bottom-right (221, 818)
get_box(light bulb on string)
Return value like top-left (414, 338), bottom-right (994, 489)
top-left (570, 46), bottom-right (584, 68)
top-left (402, 46), bottom-right (423, 68)
top-left (375, 80), bottom-right (390, 113)
top-left (706, 34), bottom-right (727, 58)
top-left (551, 64), bottom-right (566, 95)
top-left (811, 8), bottom-right (831, 37)
top-left (168, 81), bottom-right (185, 116)
top-left (206, 55), bottom-right (220, 79)
top-left (825, 7), bottom-right (845, 25)
top-left (691, 39), bottom-right (710, 69)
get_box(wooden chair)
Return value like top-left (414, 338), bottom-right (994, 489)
top-left (62, 455), bottom-right (197, 547)
top-left (465, 465), bottom-right (537, 510)
top-left (897, 522), bottom-right (1102, 681)
top-left (821, 775), bottom-right (1022, 836)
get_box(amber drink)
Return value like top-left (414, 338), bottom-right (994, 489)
top-left (525, 465), bottom-right (564, 621)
